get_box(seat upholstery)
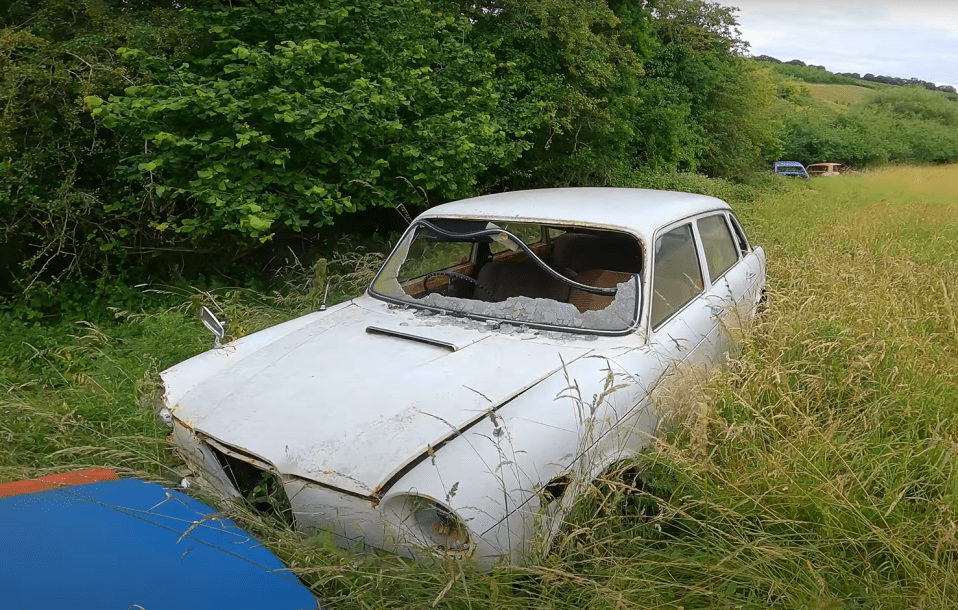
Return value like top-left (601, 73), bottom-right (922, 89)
top-left (550, 232), bottom-right (642, 275)
top-left (567, 269), bottom-right (633, 313)
top-left (475, 259), bottom-right (571, 303)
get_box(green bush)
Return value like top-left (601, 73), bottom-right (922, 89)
top-left (614, 167), bottom-right (787, 205)
top-left (774, 85), bottom-right (958, 167)
top-left (101, 0), bottom-right (538, 245)
top-left (13, 0), bottom-right (956, 320)
top-left (761, 61), bottom-right (872, 87)
top-left (0, 1), bottom-right (202, 313)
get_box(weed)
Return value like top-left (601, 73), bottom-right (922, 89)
top-left (2, 165), bottom-right (957, 608)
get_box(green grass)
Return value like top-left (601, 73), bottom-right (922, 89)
top-left (760, 62), bottom-right (872, 88)
top-left (3, 166), bottom-right (958, 608)
top-left (806, 83), bottom-right (876, 106)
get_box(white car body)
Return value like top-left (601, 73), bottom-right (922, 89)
top-left (806, 162), bottom-right (844, 177)
top-left (159, 188), bottom-right (766, 566)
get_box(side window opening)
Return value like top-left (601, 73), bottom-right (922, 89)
top-left (488, 223), bottom-right (546, 257)
top-left (397, 239), bottom-right (474, 284)
top-left (696, 214), bottom-right (740, 282)
top-left (651, 224), bottom-right (704, 329)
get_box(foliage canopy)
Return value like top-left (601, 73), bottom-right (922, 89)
top-left (100, 0), bottom-right (538, 243)
top-left (3, 0), bottom-right (957, 317)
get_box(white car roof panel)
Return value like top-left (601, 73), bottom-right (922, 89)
top-left (418, 188), bottom-right (731, 241)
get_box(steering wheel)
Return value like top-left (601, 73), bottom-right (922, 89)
top-left (423, 271), bottom-right (495, 300)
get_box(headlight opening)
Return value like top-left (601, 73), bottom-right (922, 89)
top-left (152, 388), bottom-right (173, 429)
top-left (409, 498), bottom-right (470, 551)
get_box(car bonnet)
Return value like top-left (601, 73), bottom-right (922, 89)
top-left (166, 302), bottom-right (595, 497)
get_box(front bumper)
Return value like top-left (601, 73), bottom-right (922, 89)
top-left (169, 421), bottom-right (502, 563)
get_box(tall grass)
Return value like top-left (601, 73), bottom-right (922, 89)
top-left (762, 62), bottom-right (871, 88)
top-left (2, 166), bottom-right (957, 608)
top-left (806, 83), bottom-right (875, 106)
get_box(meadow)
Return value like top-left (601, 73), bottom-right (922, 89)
top-left (2, 165), bottom-right (957, 608)
top-left (805, 83), bottom-right (877, 106)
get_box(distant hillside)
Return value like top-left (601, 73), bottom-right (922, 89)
top-left (805, 84), bottom-right (874, 106)
top-left (753, 55), bottom-right (957, 97)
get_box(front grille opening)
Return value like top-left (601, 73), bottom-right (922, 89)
top-left (209, 446), bottom-right (294, 526)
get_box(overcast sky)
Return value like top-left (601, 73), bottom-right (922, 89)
top-left (729, 1), bottom-right (958, 88)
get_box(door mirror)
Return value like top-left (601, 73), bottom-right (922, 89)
top-left (200, 306), bottom-right (226, 348)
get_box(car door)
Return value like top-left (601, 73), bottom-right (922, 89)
top-left (694, 212), bottom-right (745, 362)
top-left (726, 212), bottom-right (766, 323)
top-left (648, 220), bottom-right (714, 372)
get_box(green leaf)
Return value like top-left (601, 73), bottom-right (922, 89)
top-left (248, 214), bottom-right (272, 231)
top-left (84, 96), bottom-right (104, 109)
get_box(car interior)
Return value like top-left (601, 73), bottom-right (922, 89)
top-left (399, 223), bottom-right (643, 313)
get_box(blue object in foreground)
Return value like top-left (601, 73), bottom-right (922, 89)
top-left (0, 477), bottom-right (319, 610)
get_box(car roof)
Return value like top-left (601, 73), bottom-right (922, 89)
top-left (773, 161), bottom-right (805, 168)
top-left (418, 188), bottom-right (731, 240)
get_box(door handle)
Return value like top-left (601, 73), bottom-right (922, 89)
top-left (709, 305), bottom-right (728, 317)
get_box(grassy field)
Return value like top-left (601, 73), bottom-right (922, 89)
top-left (2, 165), bottom-right (958, 608)
top-left (805, 83), bottom-right (877, 105)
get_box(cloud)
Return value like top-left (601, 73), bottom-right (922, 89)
top-left (731, 0), bottom-right (958, 87)
top-left (881, 3), bottom-right (958, 35)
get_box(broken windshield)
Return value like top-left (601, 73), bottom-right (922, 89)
top-left (369, 219), bottom-right (644, 334)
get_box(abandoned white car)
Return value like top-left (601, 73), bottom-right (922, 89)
top-left (157, 188), bottom-right (766, 566)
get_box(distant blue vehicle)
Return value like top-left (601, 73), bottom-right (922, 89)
top-left (0, 469), bottom-right (320, 610)
top-left (772, 161), bottom-right (810, 180)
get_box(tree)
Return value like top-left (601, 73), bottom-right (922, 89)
top-left (628, 0), bottom-right (780, 176)
top-left (461, 0), bottom-right (653, 186)
top-left (99, 0), bottom-right (537, 244)
top-left (0, 0), bottom-right (202, 311)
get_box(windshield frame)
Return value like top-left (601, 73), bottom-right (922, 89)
top-left (366, 217), bottom-right (645, 337)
